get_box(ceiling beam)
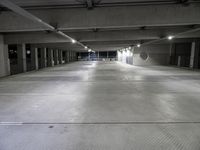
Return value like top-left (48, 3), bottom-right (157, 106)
top-left (0, 0), bottom-right (88, 50)
top-left (0, 4), bottom-right (200, 32)
top-left (4, 28), bottom-right (200, 45)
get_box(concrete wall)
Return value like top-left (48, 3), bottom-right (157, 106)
top-left (0, 35), bottom-right (10, 77)
top-left (118, 44), bottom-right (170, 66)
top-left (133, 44), bottom-right (170, 66)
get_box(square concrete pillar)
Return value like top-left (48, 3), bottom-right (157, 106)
top-left (40, 48), bottom-right (47, 68)
top-left (190, 42), bottom-right (195, 69)
top-left (194, 42), bottom-right (200, 69)
top-left (98, 51), bottom-right (100, 60)
top-left (71, 51), bottom-right (74, 61)
top-left (47, 49), bottom-right (54, 67)
top-left (72, 51), bottom-right (74, 61)
top-left (0, 35), bottom-right (10, 77)
top-left (65, 51), bottom-right (68, 63)
top-left (73, 51), bottom-right (76, 61)
top-left (58, 50), bottom-right (63, 64)
top-left (53, 49), bottom-right (59, 65)
top-left (31, 46), bottom-right (39, 70)
top-left (69, 51), bottom-right (72, 62)
top-left (74, 51), bottom-right (77, 61)
top-left (17, 44), bottom-right (27, 73)
top-left (64, 51), bottom-right (68, 63)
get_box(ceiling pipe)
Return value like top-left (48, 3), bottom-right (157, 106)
top-left (0, 0), bottom-right (88, 50)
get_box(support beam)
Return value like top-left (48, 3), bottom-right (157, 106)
top-left (194, 42), bottom-right (200, 69)
top-left (0, 4), bottom-right (200, 32)
top-left (67, 51), bottom-right (70, 63)
top-left (0, 0), bottom-right (87, 49)
top-left (58, 50), bottom-right (63, 64)
top-left (0, 35), bottom-right (10, 77)
top-left (67, 51), bottom-right (70, 62)
top-left (190, 42), bottom-right (196, 68)
top-left (40, 48), bottom-right (47, 68)
top-left (31, 46), bottom-right (39, 70)
top-left (64, 51), bottom-right (68, 63)
top-left (4, 28), bottom-right (200, 46)
top-left (53, 49), bottom-right (59, 65)
top-left (47, 49), bottom-right (54, 67)
top-left (17, 44), bottom-right (26, 73)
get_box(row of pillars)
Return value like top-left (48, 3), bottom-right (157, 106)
top-left (169, 41), bottom-right (200, 69)
top-left (17, 44), bottom-right (77, 73)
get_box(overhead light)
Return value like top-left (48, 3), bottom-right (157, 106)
top-left (84, 46), bottom-right (88, 49)
top-left (128, 46), bottom-right (132, 50)
top-left (71, 39), bottom-right (76, 43)
top-left (88, 49), bottom-right (92, 52)
top-left (137, 44), bottom-right (141, 48)
top-left (167, 36), bottom-right (174, 40)
top-left (26, 50), bottom-right (31, 54)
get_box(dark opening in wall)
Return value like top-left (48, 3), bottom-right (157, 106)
top-left (78, 51), bottom-right (117, 61)
top-left (8, 44), bottom-right (18, 75)
top-left (171, 43), bottom-right (191, 67)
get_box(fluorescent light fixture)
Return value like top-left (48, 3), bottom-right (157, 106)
top-left (167, 36), bottom-right (174, 40)
top-left (88, 49), bottom-right (92, 52)
top-left (71, 39), bottom-right (76, 43)
top-left (137, 44), bottom-right (141, 48)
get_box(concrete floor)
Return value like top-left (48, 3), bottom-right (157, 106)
top-left (1, 61), bottom-right (200, 149)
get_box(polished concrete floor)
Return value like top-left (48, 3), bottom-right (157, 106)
top-left (1, 61), bottom-right (200, 149)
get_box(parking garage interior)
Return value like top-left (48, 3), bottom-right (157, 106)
top-left (0, 0), bottom-right (200, 149)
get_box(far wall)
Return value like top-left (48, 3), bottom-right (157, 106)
top-left (118, 44), bottom-right (170, 66)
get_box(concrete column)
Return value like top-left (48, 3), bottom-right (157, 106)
top-left (31, 46), bottom-right (39, 70)
top-left (41, 48), bottom-right (47, 68)
top-left (66, 51), bottom-right (69, 63)
top-left (74, 52), bottom-right (77, 61)
top-left (72, 51), bottom-right (74, 61)
top-left (47, 49), bottom-right (54, 67)
top-left (71, 51), bottom-right (73, 61)
top-left (68, 51), bottom-right (71, 62)
top-left (17, 44), bottom-right (27, 73)
top-left (190, 42), bottom-right (196, 69)
top-left (58, 50), bottom-right (63, 64)
top-left (98, 51), bottom-right (99, 60)
top-left (88, 52), bottom-right (90, 60)
top-left (169, 43), bottom-right (175, 65)
top-left (53, 49), bottom-right (59, 65)
top-left (67, 51), bottom-right (70, 63)
top-left (178, 56), bottom-right (181, 67)
top-left (194, 42), bottom-right (200, 69)
top-left (0, 35), bottom-right (10, 77)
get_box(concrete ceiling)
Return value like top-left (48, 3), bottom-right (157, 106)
top-left (2, 0), bottom-right (199, 8)
top-left (0, 0), bottom-right (200, 51)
